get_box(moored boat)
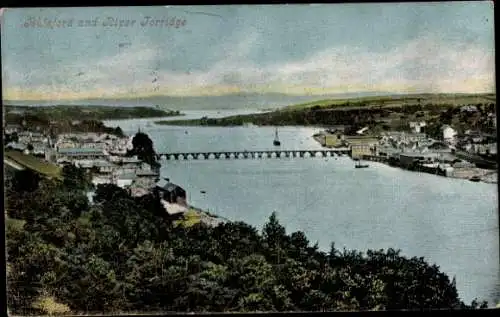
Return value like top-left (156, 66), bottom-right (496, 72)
top-left (469, 176), bottom-right (481, 182)
top-left (355, 159), bottom-right (369, 168)
top-left (273, 128), bottom-right (281, 146)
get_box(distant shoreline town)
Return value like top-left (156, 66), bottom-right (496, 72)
top-left (313, 128), bottom-right (497, 183)
top-left (3, 104), bottom-right (221, 228)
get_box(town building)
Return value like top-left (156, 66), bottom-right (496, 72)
top-left (350, 143), bottom-right (373, 159)
top-left (323, 131), bottom-right (345, 147)
top-left (161, 199), bottom-right (188, 217)
top-left (460, 105), bottom-right (478, 113)
top-left (115, 173), bottom-right (136, 188)
top-left (424, 141), bottom-right (453, 154)
top-left (4, 124), bottom-right (22, 134)
top-left (135, 168), bottom-right (160, 187)
top-left (399, 152), bottom-right (435, 168)
top-left (5, 142), bottom-right (27, 152)
top-left (154, 178), bottom-right (187, 206)
top-left (409, 121), bottom-right (427, 133)
top-left (56, 147), bottom-right (106, 161)
top-left (442, 125), bottom-right (457, 143)
top-left (356, 126), bottom-right (369, 135)
top-left (376, 146), bottom-right (401, 157)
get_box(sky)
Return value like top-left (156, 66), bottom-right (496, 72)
top-left (1, 3), bottom-right (496, 101)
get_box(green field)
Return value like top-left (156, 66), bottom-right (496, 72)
top-left (282, 93), bottom-right (496, 111)
top-left (5, 150), bottom-right (62, 179)
top-left (173, 209), bottom-right (202, 228)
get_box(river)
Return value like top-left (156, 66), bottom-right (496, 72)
top-left (104, 110), bottom-right (500, 307)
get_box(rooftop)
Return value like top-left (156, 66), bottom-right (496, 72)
top-left (136, 169), bottom-right (159, 177)
top-left (58, 148), bottom-right (104, 154)
top-left (161, 200), bottom-right (187, 215)
top-left (400, 152), bottom-right (436, 158)
top-left (117, 173), bottom-right (137, 180)
top-left (121, 157), bottom-right (142, 163)
top-left (6, 142), bottom-right (27, 150)
top-left (156, 179), bottom-right (182, 191)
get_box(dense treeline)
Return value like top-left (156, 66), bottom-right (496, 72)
top-left (4, 105), bottom-right (182, 138)
top-left (6, 168), bottom-right (488, 314)
top-left (4, 111), bottom-right (125, 137)
top-left (4, 105), bottom-right (181, 121)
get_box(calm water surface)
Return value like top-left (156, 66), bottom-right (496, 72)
top-left (104, 111), bottom-right (500, 306)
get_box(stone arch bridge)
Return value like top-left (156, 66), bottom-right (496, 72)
top-left (155, 148), bottom-right (351, 161)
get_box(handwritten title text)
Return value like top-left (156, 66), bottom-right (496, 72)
top-left (22, 16), bottom-right (187, 29)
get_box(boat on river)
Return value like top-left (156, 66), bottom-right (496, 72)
top-left (469, 176), bottom-right (481, 182)
top-left (273, 128), bottom-right (281, 146)
top-left (355, 159), bottom-right (369, 169)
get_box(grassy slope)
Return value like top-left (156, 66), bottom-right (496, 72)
top-left (282, 93), bottom-right (497, 111)
top-left (5, 150), bottom-right (62, 179)
top-left (156, 93), bottom-right (496, 128)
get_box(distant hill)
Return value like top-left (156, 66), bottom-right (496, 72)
top-left (282, 93), bottom-right (496, 111)
top-left (3, 92), bottom-right (399, 111)
top-left (3, 92), bottom-right (495, 111)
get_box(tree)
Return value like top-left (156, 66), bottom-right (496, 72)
top-left (228, 254), bottom-right (277, 311)
top-left (114, 126), bottom-right (124, 137)
top-left (93, 184), bottom-right (130, 204)
top-left (127, 132), bottom-right (160, 168)
top-left (262, 212), bottom-right (288, 265)
top-left (9, 169), bottom-right (41, 193)
top-left (5, 131), bottom-right (19, 143)
top-left (6, 174), bottom-right (487, 314)
top-left (62, 164), bottom-right (90, 191)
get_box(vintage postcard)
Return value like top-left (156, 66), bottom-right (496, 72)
top-left (2, 3), bottom-right (498, 314)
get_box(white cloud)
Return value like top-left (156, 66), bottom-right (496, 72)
top-left (3, 33), bottom-right (495, 100)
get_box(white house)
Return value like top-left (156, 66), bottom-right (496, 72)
top-left (460, 105), bottom-right (478, 112)
top-left (356, 126), bottom-right (369, 135)
top-left (409, 121), bottom-right (427, 133)
top-left (442, 125), bottom-right (457, 142)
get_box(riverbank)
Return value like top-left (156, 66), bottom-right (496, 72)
top-left (356, 153), bottom-right (497, 183)
top-left (184, 205), bottom-right (228, 227)
top-left (312, 129), bottom-right (498, 184)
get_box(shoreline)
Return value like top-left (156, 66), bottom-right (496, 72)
top-left (186, 205), bottom-right (229, 227)
top-left (312, 134), bottom-right (497, 184)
